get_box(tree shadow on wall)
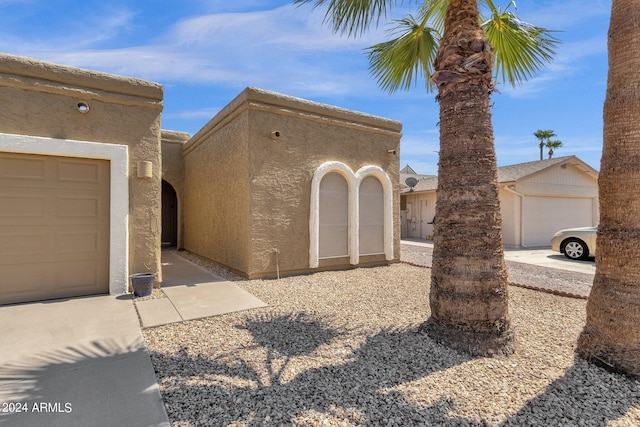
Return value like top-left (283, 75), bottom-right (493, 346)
top-left (150, 311), bottom-right (481, 426)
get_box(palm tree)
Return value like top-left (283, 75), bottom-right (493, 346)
top-left (534, 129), bottom-right (556, 160)
top-left (545, 139), bottom-right (562, 159)
top-left (577, 0), bottom-right (640, 377)
top-left (295, 0), bottom-right (559, 356)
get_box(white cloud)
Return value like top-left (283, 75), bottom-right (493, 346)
top-left (5, 3), bottom-right (391, 98)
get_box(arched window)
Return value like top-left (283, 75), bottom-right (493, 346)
top-left (359, 176), bottom-right (384, 256)
top-left (319, 172), bottom-right (349, 259)
top-left (310, 162), bottom-right (393, 269)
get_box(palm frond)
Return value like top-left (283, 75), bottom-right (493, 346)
top-left (546, 140), bottom-right (563, 149)
top-left (417, 0), bottom-right (449, 36)
top-left (482, 2), bottom-right (561, 86)
top-left (294, 0), bottom-right (405, 37)
top-left (366, 13), bottom-right (440, 93)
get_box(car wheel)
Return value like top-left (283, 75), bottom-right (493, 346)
top-left (563, 238), bottom-right (588, 260)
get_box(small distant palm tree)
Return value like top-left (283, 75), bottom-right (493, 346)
top-left (546, 139), bottom-right (563, 159)
top-left (533, 129), bottom-right (556, 160)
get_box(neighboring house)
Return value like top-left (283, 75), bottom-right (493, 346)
top-left (0, 54), bottom-right (401, 305)
top-left (401, 156), bottom-right (599, 247)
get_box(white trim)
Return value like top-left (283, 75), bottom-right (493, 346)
top-left (309, 161), bottom-right (394, 269)
top-left (0, 132), bottom-right (129, 295)
top-left (310, 162), bottom-right (357, 267)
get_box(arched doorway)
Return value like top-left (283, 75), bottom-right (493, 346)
top-left (162, 180), bottom-right (178, 247)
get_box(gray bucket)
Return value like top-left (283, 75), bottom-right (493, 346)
top-left (130, 273), bottom-right (155, 297)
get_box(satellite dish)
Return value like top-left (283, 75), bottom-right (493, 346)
top-left (405, 177), bottom-right (418, 192)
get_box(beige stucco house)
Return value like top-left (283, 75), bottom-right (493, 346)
top-left (401, 156), bottom-right (599, 247)
top-left (0, 54), bottom-right (401, 305)
top-left (165, 87), bottom-right (402, 279)
top-left (0, 54), bottom-right (164, 305)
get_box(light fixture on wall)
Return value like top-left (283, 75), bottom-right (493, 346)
top-left (77, 101), bottom-right (90, 114)
top-left (137, 161), bottom-right (153, 179)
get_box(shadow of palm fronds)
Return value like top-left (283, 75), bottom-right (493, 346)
top-left (239, 312), bottom-right (343, 358)
top-left (149, 315), bottom-right (473, 426)
top-left (502, 357), bottom-right (640, 426)
top-left (0, 337), bottom-right (162, 426)
top-left (236, 312), bottom-right (344, 386)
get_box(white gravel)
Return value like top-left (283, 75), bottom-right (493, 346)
top-left (142, 258), bottom-right (640, 426)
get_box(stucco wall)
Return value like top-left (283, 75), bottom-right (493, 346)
top-left (184, 87), bottom-right (402, 278)
top-left (183, 108), bottom-right (252, 274)
top-left (162, 130), bottom-right (189, 249)
top-left (0, 54), bottom-right (164, 287)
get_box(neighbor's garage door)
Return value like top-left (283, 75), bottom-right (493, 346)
top-left (523, 196), bottom-right (594, 247)
top-left (0, 152), bottom-right (110, 305)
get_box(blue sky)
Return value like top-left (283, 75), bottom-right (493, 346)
top-left (0, 0), bottom-right (609, 174)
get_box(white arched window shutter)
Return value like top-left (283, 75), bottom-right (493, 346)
top-left (310, 162), bottom-right (357, 268)
top-left (310, 162), bottom-right (394, 268)
top-left (356, 166), bottom-right (394, 262)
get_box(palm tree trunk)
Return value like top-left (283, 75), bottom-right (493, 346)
top-left (539, 142), bottom-right (544, 161)
top-left (577, 0), bottom-right (640, 377)
top-left (422, 0), bottom-right (514, 356)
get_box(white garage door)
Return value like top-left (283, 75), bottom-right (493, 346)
top-left (523, 196), bottom-right (594, 247)
top-left (0, 152), bottom-right (110, 305)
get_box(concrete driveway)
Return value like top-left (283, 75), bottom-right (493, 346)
top-left (0, 295), bottom-right (169, 427)
top-left (503, 247), bottom-right (596, 275)
top-left (402, 238), bottom-right (596, 275)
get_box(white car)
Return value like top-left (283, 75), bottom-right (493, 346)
top-left (551, 226), bottom-right (597, 260)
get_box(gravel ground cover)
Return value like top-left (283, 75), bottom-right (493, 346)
top-left (400, 243), bottom-right (594, 298)
top-left (143, 254), bottom-right (639, 426)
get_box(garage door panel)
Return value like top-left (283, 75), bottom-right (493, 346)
top-left (56, 261), bottom-right (104, 290)
top-left (0, 153), bottom-right (109, 190)
top-left (0, 232), bottom-right (44, 257)
top-left (0, 231), bottom-right (47, 260)
top-left (57, 159), bottom-right (102, 183)
top-left (0, 194), bottom-right (46, 218)
top-left (0, 262), bottom-right (104, 305)
top-left (2, 190), bottom-right (107, 226)
top-left (523, 197), bottom-right (594, 247)
top-left (0, 156), bottom-right (46, 180)
top-left (0, 227), bottom-right (108, 262)
top-left (56, 230), bottom-right (108, 258)
top-left (56, 195), bottom-right (103, 219)
top-left (1, 264), bottom-right (45, 295)
top-left (0, 152), bottom-right (110, 305)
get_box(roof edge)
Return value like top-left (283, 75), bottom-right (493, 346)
top-left (0, 53), bottom-right (163, 101)
top-left (186, 86), bottom-right (403, 153)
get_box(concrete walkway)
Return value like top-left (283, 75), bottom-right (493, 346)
top-left (134, 251), bottom-right (267, 328)
top-left (0, 251), bottom-right (267, 427)
top-left (0, 295), bottom-right (169, 427)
